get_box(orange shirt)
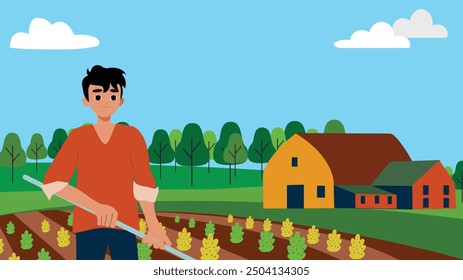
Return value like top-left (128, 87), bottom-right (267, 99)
top-left (44, 124), bottom-right (156, 233)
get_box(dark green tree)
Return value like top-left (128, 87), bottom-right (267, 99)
top-left (148, 130), bottom-right (174, 180)
top-left (0, 133), bottom-right (26, 183)
top-left (271, 127), bottom-right (286, 150)
top-left (324, 119), bottom-right (345, 133)
top-left (285, 121), bottom-right (305, 139)
top-left (117, 121), bottom-right (129, 126)
top-left (249, 128), bottom-right (276, 179)
top-left (26, 133), bottom-right (48, 171)
top-left (203, 130), bottom-right (217, 173)
top-left (169, 129), bottom-right (182, 172)
top-left (224, 133), bottom-right (248, 184)
top-left (452, 161), bottom-right (463, 202)
top-left (214, 122), bottom-right (242, 182)
top-left (176, 123), bottom-right (208, 186)
top-left (47, 129), bottom-right (67, 159)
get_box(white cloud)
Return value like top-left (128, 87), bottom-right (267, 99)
top-left (393, 9), bottom-right (448, 38)
top-left (334, 22), bottom-right (410, 49)
top-left (10, 18), bottom-right (100, 50)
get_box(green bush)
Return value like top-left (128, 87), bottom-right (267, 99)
top-left (188, 218), bottom-right (196, 228)
top-left (67, 213), bottom-right (73, 227)
top-left (174, 215), bottom-right (180, 223)
top-left (20, 230), bottom-right (33, 250)
top-left (205, 221), bottom-right (215, 237)
top-left (230, 223), bottom-right (244, 244)
top-left (258, 231), bottom-right (275, 252)
top-left (37, 248), bottom-right (51, 260)
top-left (6, 221), bottom-right (15, 234)
top-left (287, 232), bottom-right (307, 260)
top-left (137, 242), bottom-right (152, 260)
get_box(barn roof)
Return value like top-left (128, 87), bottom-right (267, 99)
top-left (297, 133), bottom-right (411, 185)
top-left (372, 160), bottom-right (439, 186)
top-left (336, 185), bottom-right (394, 195)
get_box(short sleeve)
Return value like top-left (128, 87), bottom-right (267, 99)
top-left (44, 130), bottom-right (79, 184)
top-left (130, 128), bottom-right (156, 189)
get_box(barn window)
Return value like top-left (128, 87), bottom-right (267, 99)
top-left (360, 196), bottom-right (365, 204)
top-left (443, 198), bottom-right (449, 208)
top-left (291, 157), bottom-right (298, 167)
top-left (375, 196), bottom-right (380, 204)
top-left (443, 185), bottom-right (449, 195)
top-left (317, 186), bottom-right (325, 198)
top-left (423, 185), bottom-right (429, 195)
top-left (387, 196), bottom-right (393, 204)
top-left (423, 198), bottom-right (429, 208)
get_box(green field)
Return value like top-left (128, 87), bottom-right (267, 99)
top-left (0, 163), bottom-right (262, 191)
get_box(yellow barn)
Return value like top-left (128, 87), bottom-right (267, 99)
top-left (263, 133), bottom-right (411, 209)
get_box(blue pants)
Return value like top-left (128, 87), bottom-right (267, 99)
top-left (76, 228), bottom-right (138, 260)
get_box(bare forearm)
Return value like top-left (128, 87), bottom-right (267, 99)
top-left (139, 200), bottom-right (160, 230)
top-left (57, 185), bottom-right (101, 213)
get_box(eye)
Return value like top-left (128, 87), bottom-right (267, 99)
top-left (94, 95), bottom-right (101, 101)
top-left (111, 95), bottom-right (117, 101)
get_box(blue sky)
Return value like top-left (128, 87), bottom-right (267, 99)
top-left (0, 0), bottom-right (461, 169)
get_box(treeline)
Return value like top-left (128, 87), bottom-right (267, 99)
top-left (0, 120), bottom-right (346, 185)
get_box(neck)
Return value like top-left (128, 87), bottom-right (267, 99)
top-left (96, 116), bottom-right (112, 127)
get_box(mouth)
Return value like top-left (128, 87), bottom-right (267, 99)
top-left (101, 106), bottom-right (111, 109)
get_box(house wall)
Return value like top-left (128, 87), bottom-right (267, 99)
top-left (334, 187), bottom-right (355, 208)
top-left (354, 194), bottom-right (397, 209)
top-left (412, 162), bottom-right (456, 209)
top-left (263, 135), bottom-right (334, 208)
top-left (374, 186), bottom-right (413, 209)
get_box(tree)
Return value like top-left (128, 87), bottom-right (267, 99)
top-left (203, 130), bottom-right (217, 173)
top-left (445, 166), bottom-right (454, 176)
top-left (0, 133), bottom-right (26, 183)
top-left (117, 121), bottom-right (129, 126)
top-left (169, 129), bottom-right (182, 172)
top-left (26, 133), bottom-right (48, 171)
top-left (176, 123), bottom-right (208, 186)
top-left (285, 121), bottom-right (305, 140)
top-left (224, 133), bottom-right (248, 184)
top-left (271, 127), bottom-right (286, 150)
top-left (214, 122), bottom-right (242, 182)
top-left (148, 130), bottom-right (174, 180)
top-left (47, 129), bottom-right (67, 159)
top-left (249, 128), bottom-right (276, 179)
top-left (307, 128), bottom-right (318, 133)
top-left (452, 161), bottom-right (463, 202)
top-left (324, 119), bottom-right (345, 133)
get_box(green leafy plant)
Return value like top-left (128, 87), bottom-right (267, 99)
top-left (230, 223), bottom-right (244, 244)
top-left (67, 213), bottom-right (73, 227)
top-left (137, 242), bottom-right (152, 260)
top-left (20, 230), bottom-right (33, 250)
top-left (287, 232), bottom-right (307, 260)
top-left (6, 221), bottom-right (15, 234)
top-left (258, 231), bottom-right (275, 253)
top-left (37, 248), bottom-right (51, 260)
top-left (205, 221), bottom-right (215, 237)
top-left (188, 218), bottom-right (196, 228)
top-left (175, 215), bottom-right (180, 223)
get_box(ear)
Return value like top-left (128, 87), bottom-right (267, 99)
top-left (82, 98), bottom-right (90, 106)
top-left (119, 97), bottom-right (125, 106)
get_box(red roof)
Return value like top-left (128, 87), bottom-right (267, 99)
top-left (297, 133), bottom-right (411, 185)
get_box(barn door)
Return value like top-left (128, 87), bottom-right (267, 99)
top-left (287, 185), bottom-right (304, 208)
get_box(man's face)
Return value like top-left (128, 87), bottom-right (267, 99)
top-left (82, 84), bottom-right (124, 119)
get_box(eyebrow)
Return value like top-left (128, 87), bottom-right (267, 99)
top-left (92, 89), bottom-right (103, 93)
top-left (110, 88), bottom-right (119, 92)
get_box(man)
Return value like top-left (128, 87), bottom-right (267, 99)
top-left (43, 65), bottom-right (171, 260)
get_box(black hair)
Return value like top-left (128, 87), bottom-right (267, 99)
top-left (82, 65), bottom-right (126, 100)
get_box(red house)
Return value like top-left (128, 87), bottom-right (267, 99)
top-left (334, 185), bottom-right (397, 209)
top-left (373, 161), bottom-right (456, 209)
